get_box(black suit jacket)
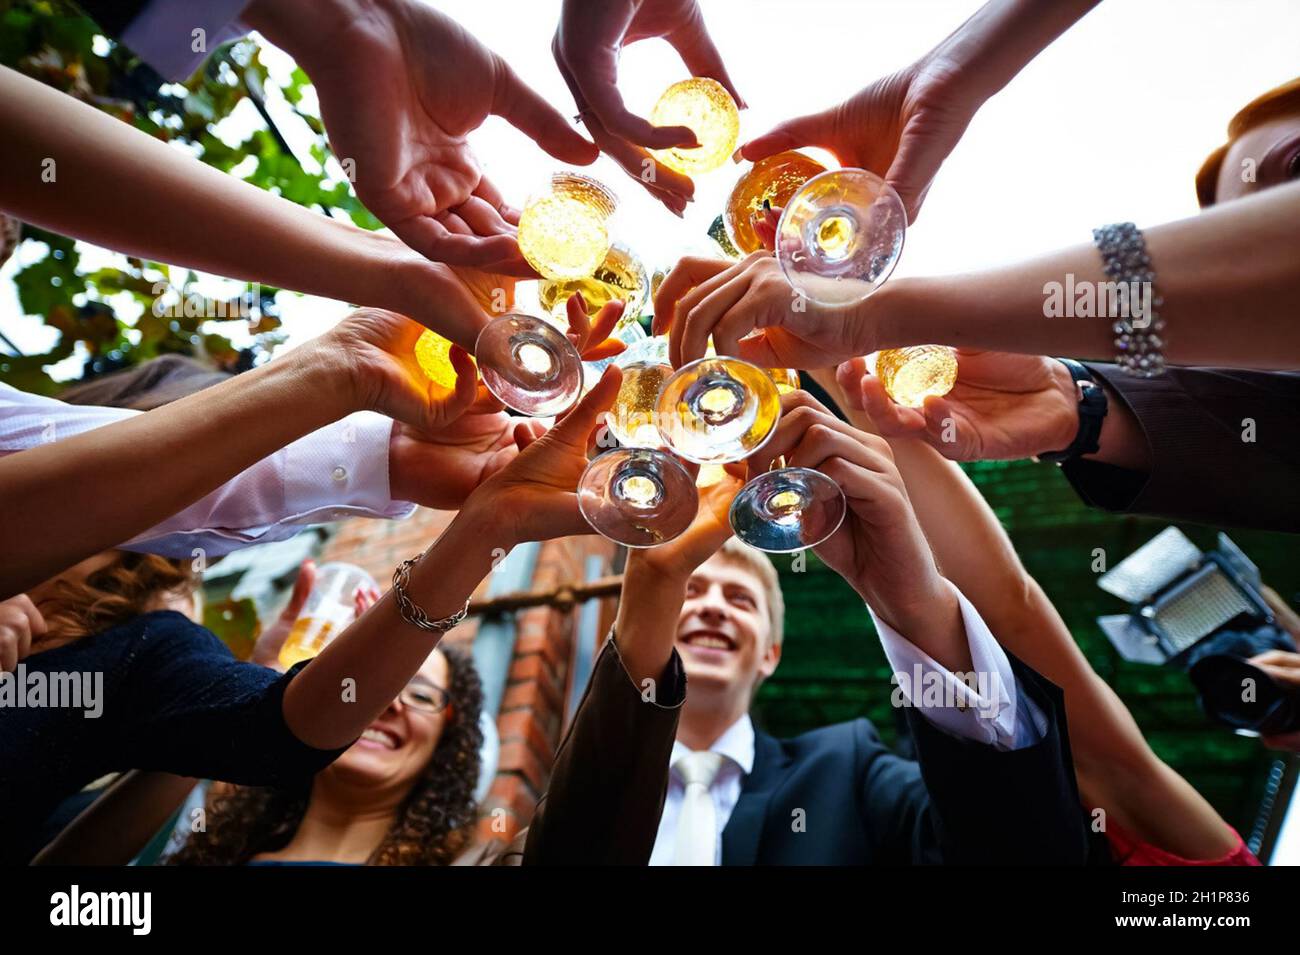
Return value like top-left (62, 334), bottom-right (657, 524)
top-left (1061, 364), bottom-right (1300, 533)
top-left (721, 653), bottom-right (1091, 865)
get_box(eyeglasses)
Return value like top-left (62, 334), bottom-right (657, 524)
top-left (399, 679), bottom-right (450, 715)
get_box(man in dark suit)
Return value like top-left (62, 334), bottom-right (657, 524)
top-left (597, 392), bottom-right (1092, 865)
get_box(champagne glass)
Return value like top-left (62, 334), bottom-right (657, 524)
top-left (538, 241), bottom-right (649, 328)
top-left (475, 313), bottom-right (583, 417)
top-left (729, 461), bottom-right (846, 553)
top-left (577, 448), bottom-right (698, 547)
top-left (603, 335), bottom-right (672, 449)
top-left (655, 356), bottom-right (781, 464)
top-left (776, 167), bottom-right (956, 409)
top-left (649, 77), bottom-right (740, 177)
top-left (725, 151), bottom-right (827, 255)
top-left (517, 172), bottom-right (618, 281)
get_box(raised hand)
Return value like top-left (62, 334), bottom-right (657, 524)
top-left (739, 60), bottom-right (979, 223)
top-left (387, 294), bottom-right (626, 509)
top-left (753, 391), bottom-right (963, 663)
top-left (653, 253), bottom-right (873, 369)
top-left (247, 0), bottom-right (599, 274)
top-left (249, 560), bottom-right (318, 668)
top-left (835, 351), bottom-right (1080, 462)
top-left (465, 364), bottom-right (625, 546)
top-left (553, 0), bottom-right (744, 214)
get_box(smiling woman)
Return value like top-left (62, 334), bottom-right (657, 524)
top-left (169, 644), bottom-right (485, 867)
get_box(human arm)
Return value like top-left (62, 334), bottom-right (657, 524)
top-left (845, 352), bottom-right (1300, 533)
top-left (657, 182), bottom-right (1300, 371)
top-left (0, 308), bottom-right (476, 599)
top-left (822, 363), bottom-right (1242, 859)
top-left (0, 64), bottom-right (501, 351)
top-left (741, 0), bottom-right (1101, 219)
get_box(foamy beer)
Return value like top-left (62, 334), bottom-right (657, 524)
top-left (277, 563), bottom-right (377, 669)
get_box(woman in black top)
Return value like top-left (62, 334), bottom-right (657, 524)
top-left (0, 345), bottom-right (629, 862)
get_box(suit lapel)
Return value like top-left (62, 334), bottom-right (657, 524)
top-left (722, 730), bottom-right (787, 866)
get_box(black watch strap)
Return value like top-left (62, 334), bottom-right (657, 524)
top-left (1036, 358), bottom-right (1108, 464)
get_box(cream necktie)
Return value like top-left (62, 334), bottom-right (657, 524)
top-left (673, 750), bottom-right (726, 866)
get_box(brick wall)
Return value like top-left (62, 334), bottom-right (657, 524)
top-left (317, 510), bottom-right (618, 846)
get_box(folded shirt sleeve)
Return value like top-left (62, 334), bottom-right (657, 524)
top-left (868, 585), bottom-right (1049, 751)
top-left (1, 384), bottom-right (413, 558)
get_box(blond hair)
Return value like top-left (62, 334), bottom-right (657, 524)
top-left (1196, 76), bottom-right (1300, 207)
top-left (714, 538), bottom-right (785, 648)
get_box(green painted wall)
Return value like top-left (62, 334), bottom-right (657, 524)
top-left (755, 458), bottom-right (1298, 833)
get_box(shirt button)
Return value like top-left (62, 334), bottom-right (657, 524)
top-left (332, 466), bottom-right (348, 483)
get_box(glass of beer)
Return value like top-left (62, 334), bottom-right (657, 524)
top-left (277, 563), bottom-right (378, 669)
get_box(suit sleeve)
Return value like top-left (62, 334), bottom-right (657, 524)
top-left (1059, 364), bottom-right (1300, 532)
top-left (520, 635), bottom-right (685, 865)
top-left (859, 654), bottom-right (1091, 865)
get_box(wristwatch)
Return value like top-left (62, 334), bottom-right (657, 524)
top-left (1035, 358), bottom-right (1108, 464)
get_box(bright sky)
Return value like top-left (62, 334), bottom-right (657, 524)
top-left (3, 0), bottom-right (1298, 379)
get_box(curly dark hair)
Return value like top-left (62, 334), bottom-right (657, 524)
top-left (168, 643), bottom-right (484, 866)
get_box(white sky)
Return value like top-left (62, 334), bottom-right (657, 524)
top-left (3, 0), bottom-right (1298, 379)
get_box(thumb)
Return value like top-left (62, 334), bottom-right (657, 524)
top-left (493, 60), bottom-right (600, 166)
top-left (884, 121), bottom-right (953, 224)
top-left (550, 365), bottom-right (623, 445)
top-left (738, 110), bottom-right (833, 163)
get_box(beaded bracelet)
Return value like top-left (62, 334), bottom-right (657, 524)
top-left (1092, 221), bottom-right (1167, 377)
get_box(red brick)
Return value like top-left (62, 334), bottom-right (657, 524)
top-left (497, 709), bottom-right (555, 763)
top-left (484, 772), bottom-right (538, 819)
top-left (498, 739), bottom-right (549, 793)
top-left (508, 652), bottom-right (556, 687)
top-left (500, 678), bottom-right (561, 729)
top-left (476, 814), bottom-right (520, 845)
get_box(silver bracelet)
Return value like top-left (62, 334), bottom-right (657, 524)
top-left (1092, 221), bottom-right (1166, 377)
top-left (391, 555), bottom-right (470, 633)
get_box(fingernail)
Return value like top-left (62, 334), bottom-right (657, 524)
top-left (732, 147), bottom-right (743, 163)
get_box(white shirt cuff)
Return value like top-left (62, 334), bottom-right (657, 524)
top-left (869, 585), bottom-right (1047, 751)
top-left (120, 0), bottom-right (253, 81)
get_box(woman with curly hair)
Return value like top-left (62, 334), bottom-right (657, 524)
top-left (170, 642), bottom-right (485, 866)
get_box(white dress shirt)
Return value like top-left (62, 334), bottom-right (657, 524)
top-left (120, 0), bottom-right (253, 81)
top-left (649, 585), bottom-right (1048, 865)
top-left (0, 383), bottom-right (414, 558)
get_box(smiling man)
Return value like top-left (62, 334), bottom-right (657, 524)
top-left (607, 393), bottom-right (1093, 866)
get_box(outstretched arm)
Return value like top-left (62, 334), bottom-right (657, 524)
top-left (0, 65), bottom-right (493, 351)
top-left (819, 365), bottom-right (1241, 859)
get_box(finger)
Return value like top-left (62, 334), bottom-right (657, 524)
top-left (670, 254), bottom-right (763, 365)
top-left (493, 60), bottom-right (600, 165)
top-left (1248, 650), bottom-right (1300, 669)
top-left (786, 420), bottom-right (892, 476)
top-left (665, 20), bottom-right (746, 108)
top-left (1, 633), bottom-right (15, 674)
top-left (653, 256), bottom-right (734, 336)
top-left (443, 345), bottom-right (481, 419)
top-left (834, 357), bottom-right (869, 409)
top-left (513, 421), bottom-right (541, 452)
top-left (550, 365), bottom-right (623, 444)
top-left (738, 110), bottom-right (833, 163)
top-left (281, 560), bottom-right (317, 622)
top-left (753, 207), bottom-right (779, 252)
top-left (586, 299), bottom-right (626, 347)
top-left (437, 209), bottom-right (474, 235)
top-left (580, 338), bottom-right (627, 362)
top-left (885, 123), bottom-right (952, 224)
top-left (565, 292), bottom-right (592, 352)
top-left (451, 195), bottom-right (516, 238)
top-left (678, 270), bottom-right (757, 366)
top-left (392, 217), bottom-right (531, 277)
top-left (553, 50), bottom-right (694, 208)
top-left (14, 593), bottom-right (46, 637)
top-left (862, 374), bottom-right (928, 436)
top-left (473, 177), bottom-right (521, 226)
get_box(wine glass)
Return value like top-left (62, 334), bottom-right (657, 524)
top-left (474, 313), bottom-right (583, 417)
top-left (602, 335), bottom-right (673, 449)
top-left (729, 462), bottom-right (846, 553)
top-left (775, 167), bottom-right (906, 306)
top-left (577, 448), bottom-right (698, 547)
top-left (516, 172), bottom-right (617, 281)
top-left (655, 356), bottom-right (781, 464)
